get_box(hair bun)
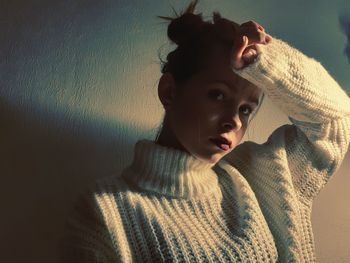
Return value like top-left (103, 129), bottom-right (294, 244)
top-left (167, 13), bottom-right (203, 45)
top-left (213, 12), bottom-right (238, 43)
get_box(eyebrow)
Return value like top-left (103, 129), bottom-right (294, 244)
top-left (209, 80), bottom-right (260, 106)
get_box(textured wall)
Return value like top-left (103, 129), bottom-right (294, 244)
top-left (1, 0), bottom-right (349, 262)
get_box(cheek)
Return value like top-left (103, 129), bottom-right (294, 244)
top-left (207, 112), bottom-right (221, 123)
top-left (173, 104), bottom-right (216, 139)
top-left (192, 110), bottom-right (222, 139)
top-left (171, 104), bottom-right (198, 137)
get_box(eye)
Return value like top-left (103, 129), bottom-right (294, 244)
top-left (240, 105), bottom-right (254, 116)
top-left (208, 89), bottom-right (225, 101)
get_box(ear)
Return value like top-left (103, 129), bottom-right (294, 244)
top-left (158, 73), bottom-right (177, 111)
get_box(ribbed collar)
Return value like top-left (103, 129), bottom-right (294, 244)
top-left (121, 139), bottom-right (220, 199)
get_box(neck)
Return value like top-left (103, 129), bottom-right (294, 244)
top-left (155, 118), bottom-right (189, 154)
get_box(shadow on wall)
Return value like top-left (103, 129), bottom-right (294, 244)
top-left (0, 1), bottom-right (161, 262)
top-left (0, 99), bottom-right (143, 263)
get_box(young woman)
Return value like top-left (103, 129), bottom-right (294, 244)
top-left (60, 1), bottom-right (350, 262)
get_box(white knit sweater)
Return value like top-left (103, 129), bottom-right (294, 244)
top-left (60, 37), bottom-right (350, 263)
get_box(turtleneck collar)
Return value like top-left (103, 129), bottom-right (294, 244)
top-left (121, 139), bottom-right (221, 199)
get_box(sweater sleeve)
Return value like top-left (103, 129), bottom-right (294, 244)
top-left (229, 36), bottom-right (350, 204)
top-left (59, 188), bottom-right (121, 263)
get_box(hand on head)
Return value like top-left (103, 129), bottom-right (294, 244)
top-left (231, 20), bottom-right (272, 69)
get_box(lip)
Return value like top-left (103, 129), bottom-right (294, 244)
top-left (209, 137), bottom-right (232, 151)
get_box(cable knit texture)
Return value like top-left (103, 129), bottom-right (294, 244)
top-left (60, 37), bottom-right (350, 263)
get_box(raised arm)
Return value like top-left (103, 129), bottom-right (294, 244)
top-left (226, 22), bottom-right (350, 204)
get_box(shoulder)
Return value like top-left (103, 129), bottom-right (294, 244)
top-left (69, 175), bottom-right (127, 212)
top-left (92, 174), bottom-right (131, 194)
top-left (60, 175), bottom-right (128, 262)
top-left (68, 174), bottom-right (134, 216)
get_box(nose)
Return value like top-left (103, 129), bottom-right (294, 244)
top-left (221, 113), bottom-right (242, 132)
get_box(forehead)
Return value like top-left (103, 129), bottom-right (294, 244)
top-left (194, 65), bottom-right (262, 98)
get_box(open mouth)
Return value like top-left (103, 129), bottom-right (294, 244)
top-left (209, 138), bottom-right (231, 151)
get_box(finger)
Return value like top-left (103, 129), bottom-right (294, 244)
top-left (239, 27), bottom-right (265, 45)
top-left (231, 35), bottom-right (249, 69)
top-left (235, 35), bottom-right (249, 59)
top-left (242, 48), bottom-right (258, 64)
top-left (239, 21), bottom-right (269, 45)
top-left (265, 34), bottom-right (272, 44)
top-left (243, 47), bottom-right (257, 57)
top-left (257, 24), bottom-right (265, 32)
top-left (240, 20), bottom-right (259, 31)
top-left (240, 20), bottom-right (265, 32)
top-left (250, 31), bottom-right (266, 44)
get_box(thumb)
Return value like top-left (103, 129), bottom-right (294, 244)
top-left (232, 35), bottom-right (249, 69)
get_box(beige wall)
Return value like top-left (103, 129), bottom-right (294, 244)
top-left (1, 1), bottom-right (349, 262)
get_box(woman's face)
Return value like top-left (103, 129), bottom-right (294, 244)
top-left (159, 52), bottom-right (263, 164)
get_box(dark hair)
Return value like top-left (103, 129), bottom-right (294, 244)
top-left (155, 0), bottom-right (265, 140)
top-left (158, 0), bottom-right (239, 87)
